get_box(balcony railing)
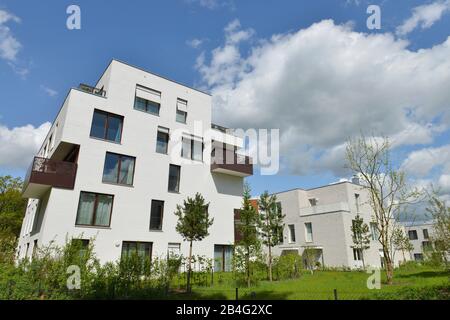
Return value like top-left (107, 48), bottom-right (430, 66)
top-left (299, 202), bottom-right (350, 216)
top-left (23, 157), bottom-right (77, 198)
top-left (78, 83), bottom-right (106, 97)
top-left (211, 149), bottom-right (253, 177)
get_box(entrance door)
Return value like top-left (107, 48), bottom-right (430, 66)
top-left (214, 245), bottom-right (233, 272)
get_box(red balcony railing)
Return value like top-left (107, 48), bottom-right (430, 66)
top-left (211, 149), bottom-right (253, 177)
top-left (23, 157), bottom-right (77, 198)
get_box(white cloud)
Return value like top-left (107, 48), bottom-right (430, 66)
top-left (185, 0), bottom-right (234, 10)
top-left (40, 85), bottom-right (58, 97)
top-left (0, 122), bottom-right (51, 170)
top-left (186, 38), bottom-right (204, 49)
top-left (196, 19), bottom-right (450, 176)
top-left (438, 174), bottom-right (450, 193)
top-left (401, 145), bottom-right (450, 177)
top-left (0, 9), bottom-right (21, 61)
top-left (396, 0), bottom-right (450, 36)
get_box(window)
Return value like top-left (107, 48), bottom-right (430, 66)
top-left (90, 109), bottom-right (123, 143)
top-left (288, 224), bottom-right (296, 243)
top-left (308, 198), bottom-right (318, 206)
top-left (121, 241), bottom-right (152, 261)
top-left (181, 135), bottom-right (203, 161)
top-left (134, 85), bottom-right (161, 115)
top-left (168, 164), bottom-right (181, 192)
top-left (370, 223), bottom-right (379, 241)
top-left (423, 229), bottom-right (429, 239)
top-left (305, 222), bottom-right (313, 242)
top-left (150, 200), bottom-right (164, 231)
top-left (408, 230), bottom-right (418, 240)
top-left (214, 245), bottom-right (233, 272)
top-left (355, 193), bottom-right (360, 213)
top-left (353, 248), bottom-right (363, 261)
top-left (176, 98), bottom-right (187, 123)
top-left (75, 192), bottom-right (113, 227)
top-left (32, 240), bottom-right (38, 258)
top-left (422, 241), bottom-right (433, 251)
top-left (156, 127), bottom-right (169, 154)
top-left (168, 243), bottom-right (181, 257)
top-left (102, 152), bottom-right (135, 186)
top-left (72, 239), bottom-right (90, 257)
top-left (48, 134), bottom-right (53, 151)
top-left (414, 253), bottom-right (423, 261)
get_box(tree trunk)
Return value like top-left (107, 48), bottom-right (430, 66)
top-left (402, 250), bottom-right (406, 264)
top-left (246, 247), bottom-right (250, 288)
top-left (384, 253), bottom-right (394, 285)
top-left (268, 245), bottom-right (273, 282)
top-left (361, 250), bottom-right (366, 270)
top-left (187, 241), bottom-right (193, 293)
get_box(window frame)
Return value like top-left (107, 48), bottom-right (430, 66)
top-left (150, 200), bottom-right (164, 231)
top-left (423, 229), bottom-right (429, 239)
top-left (156, 127), bottom-right (170, 155)
top-left (75, 191), bottom-right (114, 228)
top-left (408, 230), bottom-right (418, 240)
top-left (181, 135), bottom-right (204, 162)
top-left (168, 164), bottom-right (181, 193)
top-left (102, 152), bottom-right (136, 186)
top-left (305, 222), bottom-right (313, 243)
top-left (134, 96), bottom-right (161, 116)
top-left (288, 224), bottom-right (296, 243)
top-left (121, 241), bottom-right (153, 262)
top-left (89, 109), bottom-right (124, 143)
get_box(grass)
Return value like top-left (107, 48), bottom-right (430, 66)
top-left (170, 266), bottom-right (450, 300)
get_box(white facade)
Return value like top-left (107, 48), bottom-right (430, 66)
top-left (266, 181), bottom-right (408, 269)
top-left (403, 221), bottom-right (435, 261)
top-left (17, 60), bottom-right (251, 270)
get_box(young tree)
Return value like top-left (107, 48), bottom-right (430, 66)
top-left (174, 193), bottom-right (214, 292)
top-left (426, 195), bottom-right (450, 267)
top-left (236, 183), bottom-right (260, 287)
top-left (0, 175), bottom-right (27, 238)
top-left (345, 135), bottom-right (421, 284)
top-left (392, 227), bottom-right (413, 264)
top-left (350, 215), bottom-right (371, 269)
top-left (258, 191), bottom-right (285, 281)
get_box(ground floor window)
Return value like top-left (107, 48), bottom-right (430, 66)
top-left (353, 248), bottom-right (363, 261)
top-left (214, 245), bottom-right (233, 272)
top-left (121, 241), bottom-right (152, 261)
top-left (414, 253), bottom-right (423, 261)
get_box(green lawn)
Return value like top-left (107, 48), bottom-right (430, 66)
top-left (171, 266), bottom-right (450, 300)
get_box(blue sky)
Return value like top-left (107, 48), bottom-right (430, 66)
top-left (1, 0), bottom-right (450, 198)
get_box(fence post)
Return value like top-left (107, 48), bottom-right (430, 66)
top-left (333, 289), bottom-right (338, 300)
top-left (211, 269), bottom-right (214, 286)
top-left (236, 288), bottom-right (239, 300)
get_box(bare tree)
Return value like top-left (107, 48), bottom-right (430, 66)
top-left (345, 135), bottom-right (421, 284)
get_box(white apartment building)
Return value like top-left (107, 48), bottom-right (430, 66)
top-left (260, 179), bottom-right (407, 269)
top-left (17, 59), bottom-right (252, 272)
top-left (403, 221), bottom-right (435, 261)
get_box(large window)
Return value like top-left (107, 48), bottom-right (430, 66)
top-left (150, 200), bottom-right (164, 231)
top-left (181, 136), bottom-right (203, 161)
top-left (168, 164), bottom-right (181, 192)
top-left (121, 241), bottom-right (152, 260)
top-left (214, 245), bottom-right (233, 272)
top-left (423, 229), bottom-right (429, 239)
top-left (102, 152), bottom-right (135, 186)
top-left (134, 85), bottom-right (161, 115)
top-left (90, 109), bottom-right (123, 143)
top-left (408, 230), bottom-right (418, 240)
top-left (156, 127), bottom-right (169, 154)
top-left (305, 222), bottom-right (313, 242)
top-left (370, 223), bottom-right (379, 241)
top-left (353, 248), bottom-right (363, 261)
top-left (176, 98), bottom-right (187, 123)
top-left (75, 192), bottom-right (113, 227)
top-left (288, 224), bottom-right (296, 243)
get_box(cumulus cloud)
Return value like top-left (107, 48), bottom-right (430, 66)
top-left (396, 0), bottom-right (450, 36)
top-left (0, 9), bottom-right (21, 61)
top-left (0, 122), bottom-right (51, 170)
top-left (401, 145), bottom-right (450, 177)
top-left (195, 19), bottom-right (450, 175)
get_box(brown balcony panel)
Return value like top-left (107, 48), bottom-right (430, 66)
top-left (211, 150), bottom-right (253, 177)
top-left (23, 157), bottom-right (77, 198)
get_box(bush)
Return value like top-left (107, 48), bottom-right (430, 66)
top-left (368, 284), bottom-right (450, 300)
top-left (272, 253), bottom-right (303, 280)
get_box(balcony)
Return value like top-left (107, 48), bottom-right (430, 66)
top-left (23, 157), bottom-right (77, 198)
top-left (78, 83), bottom-right (106, 97)
top-left (211, 149), bottom-right (253, 177)
top-left (299, 202), bottom-right (350, 216)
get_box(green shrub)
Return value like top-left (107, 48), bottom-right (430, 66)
top-left (272, 253), bottom-right (303, 280)
top-left (368, 284), bottom-right (450, 300)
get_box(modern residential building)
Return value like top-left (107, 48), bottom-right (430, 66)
top-left (17, 59), bottom-right (252, 272)
top-left (403, 221), bottom-right (435, 261)
top-left (250, 178), bottom-right (408, 269)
